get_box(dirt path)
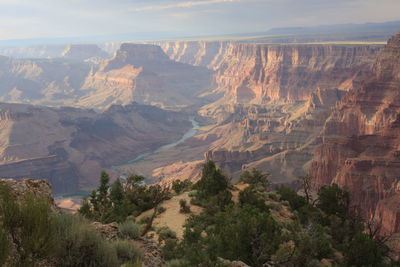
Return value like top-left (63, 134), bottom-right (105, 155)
top-left (137, 191), bottom-right (202, 239)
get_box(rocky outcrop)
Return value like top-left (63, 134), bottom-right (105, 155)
top-left (80, 43), bottom-right (213, 110)
top-left (0, 102), bottom-right (191, 193)
top-left (0, 178), bottom-right (55, 207)
top-left (310, 32), bottom-right (400, 234)
top-left (201, 89), bottom-right (343, 182)
top-left (91, 221), bottom-right (165, 267)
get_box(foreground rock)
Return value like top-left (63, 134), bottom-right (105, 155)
top-left (92, 221), bottom-right (165, 267)
top-left (0, 178), bottom-right (55, 206)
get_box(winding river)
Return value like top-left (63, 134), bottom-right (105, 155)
top-left (117, 116), bottom-right (200, 166)
top-left (56, 117), bottom-right (200, 199)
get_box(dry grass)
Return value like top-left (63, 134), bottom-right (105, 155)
top-left (136, 192), bottom-right (202, 239)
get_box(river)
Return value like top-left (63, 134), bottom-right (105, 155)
top-left (56, 117), bottom-right (200, 199)
top-left (117, 116), bottom-right (200, 166)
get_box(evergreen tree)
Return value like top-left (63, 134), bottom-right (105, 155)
top-left (195, 161), bottom-right (229, 198)
top-left (240, 168), bottom-right (270, 189)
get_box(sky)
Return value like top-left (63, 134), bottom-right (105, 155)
top-left (0, 0), bottom-right (400, 40)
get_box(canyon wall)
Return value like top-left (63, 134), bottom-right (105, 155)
top-left (147, 41), bottom-right (382, 184)
top-left (310, 32), bottom-right (400, 234)
top-left (160, 41), bottom-right (382, 105)
top-left (0, 102), bottom-right (191, 193)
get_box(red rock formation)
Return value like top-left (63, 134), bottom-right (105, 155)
top-left (160, 41), bottom-right (381, 104)
top-left (310, 32), bottom-right (400, 234)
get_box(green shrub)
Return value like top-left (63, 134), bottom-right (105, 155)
top-left (162, 238), bottom-right (180, 261)
top-left (156, 227), bottom-right (177, 243)
top-left (123, 262), bottom-right (142, 267)
top-left (0, 182), bottom-right (58, 265)
top-left (317, 184), bottom-right (349, 220)
top-left (345, 233), bottom-right (383, 266)
top-left (188, 190), bottom-right (197, 198)
top-left (172, 180), bottom-right (192, 195)
top-left (166, 258), bottom-right (190, 267)
top-left (266, 191), bottom-right (280, 201)
top-left (277, 185), bottom-right (307, 211)
top-left (239, 187), bottom-right (268, 211)
top-left (157, 206), bottom-right (167, 214)
top-left (112, 240), bottom-right (143, 265)
top-left (119, 220), bottom-right (141, 239)
top-left (240, 168), bottom-right (270, 189)
top-left (55, 213), bottom-right (119, 267)
top-left (0, 228), bottom-right (10, 266)
top-left (139, 214), bottom-right (152, 225)
top-left (179, 199), bottom-right (191, 213)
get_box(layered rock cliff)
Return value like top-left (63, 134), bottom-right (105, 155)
top-left (310, 32), bottom-right (400, 234)
top-left (0, 102), bottom-right (191, 193)
top-left (160, 41), bottom-right (381, 105)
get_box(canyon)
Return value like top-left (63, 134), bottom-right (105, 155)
top-left (1, 31), bottom-right (400, 237)
top-left (132, 41), bottom-right (382, 185)
top-left (0, 102), bottom-right (191, 193)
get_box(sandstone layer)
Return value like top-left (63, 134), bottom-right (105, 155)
top-left (310, 32), bottom-right (400, 234)
top-left (160, 41), bottom-right (381, 105)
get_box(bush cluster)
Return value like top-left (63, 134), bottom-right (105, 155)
top-left (0, 182), bottom-right (143, 266)
top-left (157, 162), bottom-right (396, 267)
top-left (79, 172), bottom-right (170, 223)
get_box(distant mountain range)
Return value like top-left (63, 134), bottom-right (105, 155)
top-left (1, 21), bottom-right (399, 47)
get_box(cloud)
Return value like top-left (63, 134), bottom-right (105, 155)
top-left (131, 0), bottom-right (243, 12)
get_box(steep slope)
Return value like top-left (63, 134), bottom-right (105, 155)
top-left (79, 43), bottom-right (213, 110)
top-left (0, 102), bottom-right (191, 193)
top-left (160, 42), bottom-right (381, 105)
top-left (310, 32), bottom-right (400, 234)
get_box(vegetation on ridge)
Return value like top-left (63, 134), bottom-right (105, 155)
top-left (0, 161), bottom-right (398, 266)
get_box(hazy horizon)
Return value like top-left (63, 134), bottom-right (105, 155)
top-left (0, 0), bottom-right (400, 42)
